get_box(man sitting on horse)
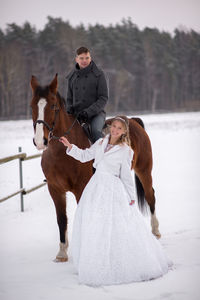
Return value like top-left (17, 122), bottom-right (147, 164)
top-left (66, 46), bottom-right (108, 143)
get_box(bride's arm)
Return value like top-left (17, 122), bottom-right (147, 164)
top-left (120, 147), bottom-right (135, 204)
top-left (59, 136), bottom-right (101, 163)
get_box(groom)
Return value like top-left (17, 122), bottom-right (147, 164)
top-left (66, 47), bottom-right (108, 143)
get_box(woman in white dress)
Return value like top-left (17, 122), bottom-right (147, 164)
top-left (59, 116), bottom-right (172, 286)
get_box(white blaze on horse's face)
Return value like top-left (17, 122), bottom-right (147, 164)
top-left (34, 98), bottom-right (47, 150)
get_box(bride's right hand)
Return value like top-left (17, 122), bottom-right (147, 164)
top-left (59, 136), bottom-right (72, 150)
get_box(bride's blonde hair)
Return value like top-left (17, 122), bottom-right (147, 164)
top-left (110, 116), bottom-right (131, 146)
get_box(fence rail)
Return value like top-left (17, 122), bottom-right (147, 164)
top-left (0, 188), bottom-right (25, 204)
top-left (0, 147), bottom-right (46, 211)
top-left (0, 153), bottom-right (26, 164)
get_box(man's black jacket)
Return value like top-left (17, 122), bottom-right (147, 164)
top-left (66, 61), bottom-right (108, 119)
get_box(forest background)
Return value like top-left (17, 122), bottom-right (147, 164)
top-left (0, 17), bottom-right (200, 120)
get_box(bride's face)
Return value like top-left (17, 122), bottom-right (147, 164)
top-left (110, 120), bottom-right (126, 139)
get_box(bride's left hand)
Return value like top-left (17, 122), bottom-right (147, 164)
top-left (129, 200), bottom-right (135, 205)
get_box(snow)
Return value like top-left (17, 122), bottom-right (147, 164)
top-left (0, 112), bottom-right (200, 300)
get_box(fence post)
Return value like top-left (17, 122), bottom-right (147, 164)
top-left (18, 147), bottom-right (24, 212)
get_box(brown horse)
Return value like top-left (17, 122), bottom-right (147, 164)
top-left (30, 74), bottom-right (161, 262)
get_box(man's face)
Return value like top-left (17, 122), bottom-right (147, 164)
top-left (76, 52), bottom-right (91, 69)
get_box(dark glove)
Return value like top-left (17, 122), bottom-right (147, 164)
top-left (78, 111), bottom-right (88, 123)
top-left (67, 107), bottom-right (74, 115)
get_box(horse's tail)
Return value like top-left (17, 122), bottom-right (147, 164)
top-left (135, 174), bottom-right (148, 214)
top-left (131, 117), bottom-right (145, 129)
top-left (131, 117), bottom-right (147, 213)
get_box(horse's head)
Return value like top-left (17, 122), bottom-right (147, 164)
top-left (30, 74), bottom-right (60, 150)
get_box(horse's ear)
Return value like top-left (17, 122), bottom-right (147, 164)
top-left (31, 75), bottom-right (39, 92)
top-left (49, 74), bottom-right (58, 94)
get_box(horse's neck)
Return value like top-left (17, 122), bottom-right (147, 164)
top-left (52, 108), bottom-right (90, 149)
top-left (47, 110), bottom-right (74, 155)
top-left (54, 109), bottom-right (72, 136)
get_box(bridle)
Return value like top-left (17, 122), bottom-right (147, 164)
top-left (33, 103), bottom-right (79, 141)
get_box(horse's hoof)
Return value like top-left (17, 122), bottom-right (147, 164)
top-left (54, 256), bottom-right (68, 262)
top-left (55, 242), bottom-right (68, 262)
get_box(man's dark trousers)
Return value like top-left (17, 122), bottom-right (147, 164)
top-left (89, 112), bottom-right (105, 143)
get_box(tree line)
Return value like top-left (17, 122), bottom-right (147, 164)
top-left (0, 17), bottom-right (200, 120)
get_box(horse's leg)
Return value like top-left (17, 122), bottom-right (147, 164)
top-left (48, 184), bottom-right (68, 262)
top-left (136, 172), bottom-right (161, 239)
top-left (145, 186), bottom-right (161, 239)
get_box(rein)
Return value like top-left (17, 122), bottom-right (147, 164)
top-left (34, 105), bottom-right (79, 141)
top-left (49, 115), bottom-right (79, 140)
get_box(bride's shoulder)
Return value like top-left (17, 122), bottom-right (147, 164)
top-left (121, 143), bottom-right (132, 151)
top-left (121, 143), bottom-right (133, 157)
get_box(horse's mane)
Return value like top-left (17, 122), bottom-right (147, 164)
top-left (34, 85), bottom-right (66, 109)
top-left (56, 91), bottom-right (66, 109)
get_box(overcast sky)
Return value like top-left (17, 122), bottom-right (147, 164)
top-left (0, 0), bottom-right (200, 34)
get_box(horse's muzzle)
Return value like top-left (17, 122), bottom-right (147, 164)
top-left (33, 137), bottom-right (48, 149)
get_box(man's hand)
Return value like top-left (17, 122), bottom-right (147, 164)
top-left (78, 111), bottom-right (88, 123)
top-left (67, 107), bottom-right (74, 115)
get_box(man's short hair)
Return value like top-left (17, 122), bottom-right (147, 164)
top-left (76, 46), bottom-right (90, 56)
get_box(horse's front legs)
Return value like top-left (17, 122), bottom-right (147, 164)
top-left (48, 184), bottom-right (68, 262)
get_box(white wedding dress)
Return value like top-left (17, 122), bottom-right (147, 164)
top-left (67, 137), bottom-right (172, 286)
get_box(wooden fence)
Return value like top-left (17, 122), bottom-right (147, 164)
top-left (0, 147), bottom-right (46, 211)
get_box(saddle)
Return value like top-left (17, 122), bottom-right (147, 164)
top-left (80, 122), bottom-right (109, 144)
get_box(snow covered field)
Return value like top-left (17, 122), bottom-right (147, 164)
top-left (0, 112), bottom-right (200, 300)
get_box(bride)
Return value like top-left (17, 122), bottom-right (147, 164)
top-left (59, 115), bottom-right (172, 286)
